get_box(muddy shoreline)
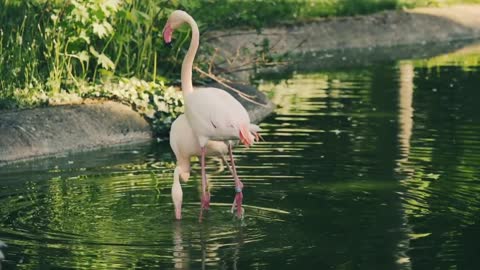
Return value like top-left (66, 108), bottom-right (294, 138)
top-left (207, 5), bottom-right (480, 79)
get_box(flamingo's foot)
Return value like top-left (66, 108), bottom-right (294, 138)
top-left (230, 190), bottom-right (244, 219)
top-left (231, 205), bottom-right (245, 220)
top-left (201, 192), bottom-right (211, 210)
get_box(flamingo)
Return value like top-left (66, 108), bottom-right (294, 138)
top-left (163, 10), bottom-right (260, 218)
top-left (170, 114), bottom-right (260, 219)
top-left (170, 114), bottom-right (227, 220)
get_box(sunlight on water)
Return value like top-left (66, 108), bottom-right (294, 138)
top-left (1, 44), bottom-right (480, 269)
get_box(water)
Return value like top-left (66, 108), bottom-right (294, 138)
top-left (1, 45), bottom-right (480, 269)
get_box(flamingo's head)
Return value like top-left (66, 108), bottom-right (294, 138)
top-left (163, 10), bottom-right (188, 44)
top-left (172, 191), bottom-right (182, 220)
top-left (172, 188), bottom-right (182, 220)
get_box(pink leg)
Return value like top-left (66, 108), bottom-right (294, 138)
top-left (228, 142), bottom-right (244, 218)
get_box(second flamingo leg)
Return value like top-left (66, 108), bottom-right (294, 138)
top-left (228, 142), bottom-right (244, 218)
top-left (200, 146), bottom-right (210, 210)
top-left (220, 156), bottom-right (234, 177)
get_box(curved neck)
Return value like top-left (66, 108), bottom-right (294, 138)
top-left (181, 15), bottom-right (199, 97)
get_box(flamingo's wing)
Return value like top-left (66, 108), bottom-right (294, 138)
top-left (185, 87), bottom-right (251, 140)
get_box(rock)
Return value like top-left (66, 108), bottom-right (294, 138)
top-left (210, 6), bottom-right (480, 55)
top-left (0, 101), bottom-right (152, 164)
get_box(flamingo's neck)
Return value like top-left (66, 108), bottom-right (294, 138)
top-left (172, 167), bottom-right (183, 201)
top-left (181, 15), bottom-right (199, 98)
top-left (177, 157), bottom-right (191, 182)
top-left (172, 167), bottom-right (183, 219)
top-left (173, 167), bottom-right (181, 187)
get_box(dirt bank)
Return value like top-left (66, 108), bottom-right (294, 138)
top-left (0, 101), bottom-right (152, 164)
top-left (207, 5), bottom-right (480, 78)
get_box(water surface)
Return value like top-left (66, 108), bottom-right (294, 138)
top-left (1, 45), bottom-right (480, 269)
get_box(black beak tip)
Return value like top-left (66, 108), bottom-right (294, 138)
top-left (165, 41), bottom-right (173, 48)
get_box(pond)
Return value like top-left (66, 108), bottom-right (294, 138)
top-left (1, 43), bottom-right (480, 269)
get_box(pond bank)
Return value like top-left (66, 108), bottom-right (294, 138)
top-left (207, 5), bottom-right (480, 79)
top-left (0, 101), bottom-right (151, 164)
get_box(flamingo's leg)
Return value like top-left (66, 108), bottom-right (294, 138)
top-left (222, 155), bottom-right (245, 217)
top-left (221, 156), bottom-right (234, 176)
top-left (200, 146), bottom-right (210, 210)
top-left (228, 142), bottom-right (244, 218)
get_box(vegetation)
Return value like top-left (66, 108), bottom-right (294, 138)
top-left (1, 0), bottom-right (480, 133)
top-left (0, 0), bottom-right (189, 133)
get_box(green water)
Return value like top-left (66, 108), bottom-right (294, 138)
top-left (1, 46), bottom-right (480, 269)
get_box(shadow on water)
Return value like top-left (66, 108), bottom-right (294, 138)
top-left (1, 41), bottom-right (480, 269)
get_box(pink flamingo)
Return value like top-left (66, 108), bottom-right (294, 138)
top-left (170, 114), bottom-right (260, 219)
top-left (164, 10), bottom-right (260, 218)
top-left (170, 114), bottom-right (227, 220)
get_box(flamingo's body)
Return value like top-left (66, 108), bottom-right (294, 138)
top-left (184, 88), bottom-right (257, 146)
top-left (170, 114), bottom-right (227, 220)
top-left (170, 114), bottom-right (259, 219)
top-left (170, 114), bottom-right (229, 183)
top-left (164, 10), bottom-right (260, 219)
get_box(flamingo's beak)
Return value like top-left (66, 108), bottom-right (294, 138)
top-left (163, 24), bottom-right (173, 45)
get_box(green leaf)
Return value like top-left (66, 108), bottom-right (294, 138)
top-left (92, 21), bottom-right (112, 39)
top-left (79, 30), bottom-right (90, 44)
top-left (89, 46), bottom-right (99, 58)
top-left (97, 53), bottom-right (115, 70)
top-left (76, 51), bottom-right (89, 63)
